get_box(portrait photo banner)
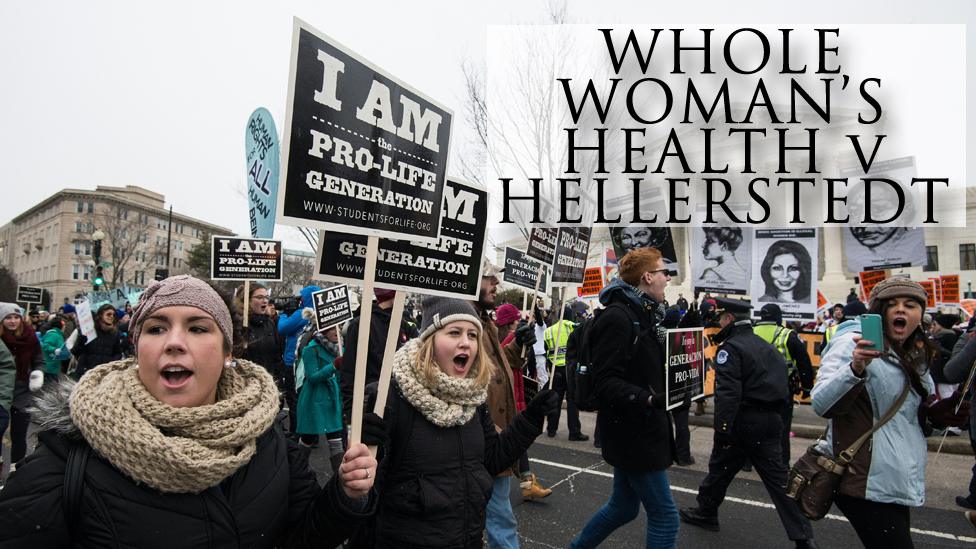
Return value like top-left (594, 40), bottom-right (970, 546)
top-left (211, 237), bottom-right (284, 281)
top-left (552, 227), bottom-right (592, 287)
top-left (278, 18), bottom-right (453, 243)
top-left (750, 228), bottom-right (818, 321)
top-left (314, 178), bottom-right (487, 299)
top-left (609, 226), bottom-right (679, 276)
top-left (665, 328), bottom-right (706, 411)
top-left (526, 227), bottom-right (558, 266)
top-left (690, 227), bottom-right (752, 295)
top-left (311, 284), bottom-right (354, 330)
top-left (503, 247), bottom-right (550, 294)
top-left (844, 227), bottom-right (926, 273)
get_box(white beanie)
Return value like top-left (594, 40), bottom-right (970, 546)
top-left (0, 302), bottom-right (23, 320)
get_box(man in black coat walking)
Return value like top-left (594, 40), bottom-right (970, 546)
top-left (679, 297), bottom-right (818, 549)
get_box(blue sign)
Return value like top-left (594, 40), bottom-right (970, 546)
top-left (245, 107), bottom-right (280, 239)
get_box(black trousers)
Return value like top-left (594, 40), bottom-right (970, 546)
top-left (672, 404), bottom-right (692, 462)
top-left (280, 367), bottom-right (298, 434)
top-left (780, 402), bottom-right (794, 467)
top-left (545, 367), bottom-right (582, 436)
top-left (834, 494), bottom-right (914, 548)
top-left (697, 408), bottom-right (814, 541)
top-left (10, 405), bottom-right (31, 464)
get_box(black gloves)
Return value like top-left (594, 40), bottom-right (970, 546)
top-left (647, 392), bottom-right (667, 410)
top-left (361, 412), bottom-right (390, 450)
top-left (515, 320), bottom-right (536, 348)
top-left (925, 392), bottom-right (971, 428)
top-left (522, 388), bottom-right (561, 430)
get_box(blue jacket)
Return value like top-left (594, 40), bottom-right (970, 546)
top-left (278, 285), bottom-right (320, 368)
top-left (811, 319), bottom-right (934, 507)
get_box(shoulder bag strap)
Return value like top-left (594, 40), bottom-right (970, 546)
top-left (837, 380), bottom-right (911, 465)
top-left (62, 442), bottom-right (91, 537)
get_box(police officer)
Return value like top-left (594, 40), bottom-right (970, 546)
top-left (753, 303), bottom-right (815, 466)
top-left (679, 298), bottom-right (818, 549)
top-left (544, 304), bottom-right (587, 441)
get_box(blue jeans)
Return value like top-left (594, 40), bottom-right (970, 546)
top-left (570, 468), bottom-right (679, 549)
top-left (485, 476), bottom-right (519, 549)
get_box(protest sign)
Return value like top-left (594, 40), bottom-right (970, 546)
top-left (245, 107), bottom-right (280, 239)
top-left (503, 247), bottom-right (549, 294)
top-left (577, 267), bottom-right (604, 298)
top-left (314, 178), bottom-right (487, 299)
top-left (844, 227), bottom-right (926, 272)
top-left (211, 237), bottom-right (283, 281)
top-left (929, 277), bottom-right (943, 307)
top-left (858, 270), bottom-right (887, 303)
top-left (609, 226), bottom-right (679, 275)
top-left (552, 227), bottom-right (591, 287)
top-left (919, 280), bottom-right (937, 310)
top-left (76, 300), bottom-right (97, 342)
top-left (665, 328), bottom-right (706, 410)
top-left (16, 285), bottom-right (43, 304)
top-left (526, 228), bottom-right (558, 266)
top-left (940, 274), bottom-right (960, 305)
top-left (690, 227), bottom-right (751, 295)
top-left (86, 285), bottom-right (145, 310)
top-left (311, 284), bottom-right (353, 330)
top-left (816, 290), bottom-right (829, 312)
top-left (750, 229), bottom-right (818, 321)
top-left (277, 18), bottom-right (452, 243)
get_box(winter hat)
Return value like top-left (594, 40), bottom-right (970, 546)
top-left (419, 296), bottom-right (482, 341)
top-left (62, 304), bottom-right (76, 314)
top-left (374, 288), bottom-right (397, 303)
top-left (759, 303), bottom-right (783, 324)
top-left (842, 300), bottom-right (868, 318)
top-left (130, 275), bottom-right (233, 351)
top-left (0, 302), bottom-right (23, 320)
top-left (934, 313), bottom-right (960, 330)
top-left (868, 278), bottom-right (928, 310)
top-left (495, 303), bottom-right (520, 327)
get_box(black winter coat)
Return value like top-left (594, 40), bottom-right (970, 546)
top-left (240, 313), bottom-right (286, 378)
top-left (591, 294), bottom-right (675, 472)
top-left (71, 327), bottom-right (122, 379)
top-left (0, 423), bottom-right (372, 548)
top-left (369, 384), bottom-right (540, 549)
top-left (341, 304), bottom-right (415, 421)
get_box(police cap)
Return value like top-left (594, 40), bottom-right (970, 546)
top-left (712, 297), bottom-right (752, 316)
top-left (758, 303), bottom-right (782, 324)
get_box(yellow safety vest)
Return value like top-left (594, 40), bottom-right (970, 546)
top-left (753, 322), bottom-right (794, 368)
top-left (544, 320), bottom-right (575, 367)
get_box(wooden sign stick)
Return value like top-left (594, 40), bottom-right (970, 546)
top-left (349, 235), bottom-right (379, 447)
top-left (521, 264), bottom-right (545, 359)
top-left (368, 291), bottom-right (406, 456)
top-left (242, 280), bottom-right (250, 328)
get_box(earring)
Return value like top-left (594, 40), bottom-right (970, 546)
top-left (224, 359), bottom-right (237, 369)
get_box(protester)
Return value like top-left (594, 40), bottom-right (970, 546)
top-left (0, 275), bottom-right (380, 547)
top-left (0, 336), bottom-right (16, 476)
top-left (232, 282), bottom-right (287, 400)
top-left (680, 297), bottom-right (817, 548)
top-left (296, 325), bottom-right (345, 473)
top-left (368, 296), bottom-right (557, 548)
top-left (545, 303), bottom-right (588, 441)
top-left (570, 247), bottom-right (680, 548)
top-left (0, 302), bottom-right (43, 469)
top-left (813, 279), bottom-right (968, 547)
top-left (39, 315), bottom-right (66, 385)
top-left (70, 303), bottom-right (122, 379)
top-left (938, 317), bottom-right (976, 512)
top-left (279, 285), bottom-right (320, 433)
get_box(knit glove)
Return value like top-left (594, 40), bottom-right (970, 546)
top-left (29, 370), bottom-right (44, 392)
top-left (926, 392), bottom-right (972, 428)
top-left (514, 321), bottom-right (536, 348)
top-left (522, 389), bottom-right (560, 430)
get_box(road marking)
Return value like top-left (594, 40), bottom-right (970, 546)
top-left (529, 458), bottom-right (976, 544)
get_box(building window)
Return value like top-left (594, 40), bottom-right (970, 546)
top-left (83, 265), bottom-right (91, 281)
top-left (76, 201), bottom-right (84, 213)
top-left (72, 265), bottom-right (80, 280)
top-left (924, 246), bottom-right (939, 272)
top-left (88, 202), bottom-right (94, 214)
top-left (961, 244), bottom-right (976, 271)
top-left (135, 271), bottom-right (145, 285)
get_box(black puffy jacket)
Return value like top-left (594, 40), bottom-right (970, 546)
top-left (71, 326), bottom-right (122, 379)
top-left (240, 313), bottom-right (285, 378)
top-left (0, 385), bottom-right (373, 548)
top-left (591, 289), bottom-right (675, 472)
top-left (368, 383), bottom-right (540, 549)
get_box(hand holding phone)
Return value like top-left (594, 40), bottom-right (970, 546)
top-left (859, 314), bottom-right (884, 352)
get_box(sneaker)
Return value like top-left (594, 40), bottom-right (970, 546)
top-left (956, 496), bottom-right (976, 510)
top-left (679, 507), bottom-right (720, 531)
top-left (520, 474), bottom-right (552, 500)
top-left (568, 433), bottom-right (590, 442)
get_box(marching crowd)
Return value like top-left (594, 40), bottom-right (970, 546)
top-left (0, 246), bottom-right (973, 548)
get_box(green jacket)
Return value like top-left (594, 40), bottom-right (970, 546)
top-left (295, 339), bottom-right (343, 435)
top-left (0, 339), bottom-right (15, 411)
top-left (40, 328), bottom-right (65, 375)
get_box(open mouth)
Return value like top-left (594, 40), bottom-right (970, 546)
top-left (161, 366), bottom-right (193, 388)
top-left (892, 317), bottom-right (908, 329)
top-left (452, 354), bottom-right (469, 373)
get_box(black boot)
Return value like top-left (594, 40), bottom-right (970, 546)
top-left (679, 507), bottom-right (720, 531)
top-left (794, 540), bottom-right (819, 549)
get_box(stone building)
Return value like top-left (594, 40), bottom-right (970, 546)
top-left (0, 185), bottom-right (233, 307)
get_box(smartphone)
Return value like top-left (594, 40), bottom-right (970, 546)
top-left (860, 314), bottom-right (884, 352)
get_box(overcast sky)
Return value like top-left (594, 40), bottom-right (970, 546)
top-left (2, 1), bottom-right (975, 253)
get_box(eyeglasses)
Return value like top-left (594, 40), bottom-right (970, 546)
top-left (646, 269), bottom-right (672, 277)
top-left (252, 295), bottom-right (270, 301)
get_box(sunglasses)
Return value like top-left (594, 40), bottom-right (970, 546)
top-left (646, 268), bottom-right (671, 277)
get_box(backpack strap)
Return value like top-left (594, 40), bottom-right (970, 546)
top-left (837, 380), bottom-right (910, 465)
top-left (62, 442), bottom-right (91, 537)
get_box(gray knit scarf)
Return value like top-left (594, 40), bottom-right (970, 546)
top-left (392, 339), bottom-right (487, 427)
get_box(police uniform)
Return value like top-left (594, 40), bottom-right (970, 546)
top-left (543, 314), bottom-right (585, 439)
top-left (680, 298), bottom-right (816, 547)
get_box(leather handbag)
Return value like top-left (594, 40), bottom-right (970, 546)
top-left (786, 380), bottom-right (909, 520)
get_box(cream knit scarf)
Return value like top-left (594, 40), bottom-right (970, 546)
top-left (392, 339), bottom-right (487, 427)
top-left (70, 357), bottom-right (280, 494)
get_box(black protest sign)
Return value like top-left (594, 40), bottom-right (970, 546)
top-left (526, 228), bottom-right (558, 266)
top-left (503, 247), bottom-right (550, 294)
top-left (211, 237), bottom-right (283, 281)
top-left (277, 18), bottom-right (453, 243)
top-left (551, 227), bottom-right (591, 287)
top-left (665, 328), bottom-right (706, 410)
top-left (315, 178), bottom-right (487, 299)
top-left (16, 285), bottom-right (43, 304)
top-left (311, 285), bottom-right (353, 330)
